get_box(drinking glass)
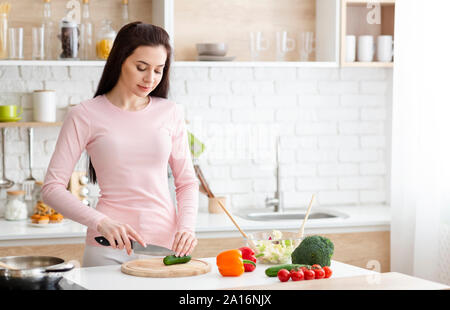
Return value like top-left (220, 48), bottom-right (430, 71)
top-left (275, 31), bottom-right (295, 61)
top-left (298, 31), bottom-right (315, 61)
top-left (0, 12), bottom-right (7, 59)
top-left (8, 27), bottom-right (23, 59)
top-left (32, 27), bottom-right (45, 60)
top-left (249, 31), bottom-right (269, 61)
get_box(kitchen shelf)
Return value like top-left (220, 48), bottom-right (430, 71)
top-left (340, 0), bottom-right (395, 67)
top-left (172, 0), bottom-right (339, 63)
top-left (173, 61), bottom-right (339, 68)
top-left (0, 60), bottom-right (106, 66)
top-left (341, 61), bottom-right (393, 68)
top-left (0, 122), bottom-right (62, 128)
top-left (0, 60), bottom-right (339, 68)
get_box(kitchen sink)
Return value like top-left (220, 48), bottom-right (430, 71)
top-left (236, 209), bottom-right (348, 222)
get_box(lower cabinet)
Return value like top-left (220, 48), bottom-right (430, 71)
top-left (0, 231), bottom-right (390, 272)
top-left (0, 244), bottom-right (86, 266)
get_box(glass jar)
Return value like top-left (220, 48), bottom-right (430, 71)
top-left (96, 19), bottom-right (116, 60)
top-left (5, 190), bottom-right (28, 221)
top-left (58, 18), bottom-right (79, 59)
top-left (30, 181), bottom-right (43, 214)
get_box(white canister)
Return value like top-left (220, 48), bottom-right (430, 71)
top-left (357, 35), bottom-right (375, 62)
top-left (345, 35), bottom-right (356, 62)
top-left (33, 90), bottom-right (56, 122)
top-left (376, 35), bottom-right (394, 62)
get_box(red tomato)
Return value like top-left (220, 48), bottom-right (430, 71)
top-left (304, 269), bottom-right (315, 280)
top-left (311, 264), bottom-right (322, 269)
top-left (300, 266), bottom-right (309, 273)
top-left (323, 266), bottom-right (333, 278)
top-left (313, 268), bottom-right (325, 279)
top-left (290, 269), bottom-right (304, 281)
top-left (277, 269), bottom-right (290, 282)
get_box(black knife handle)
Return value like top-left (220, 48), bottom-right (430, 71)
top-left (95, 236), bottom-right (115, 246)
top-left (94, 236), bottom-right (134, 248)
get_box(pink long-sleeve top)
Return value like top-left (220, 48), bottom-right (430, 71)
top-left (41, 95), bottom-right (199, 249)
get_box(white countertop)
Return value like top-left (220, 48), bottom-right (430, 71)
top-left (63, 257), bottom-right (378, 290)
top-left (0, 205), bottom-right (390, 246)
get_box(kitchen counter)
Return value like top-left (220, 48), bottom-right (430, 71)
top-left (63, 257), bottom-right (378, 290)
top-left (0, 205), bottom-right (390, 246)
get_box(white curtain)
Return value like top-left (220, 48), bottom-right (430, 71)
top-left (391, 0), bottom-right (450, 284)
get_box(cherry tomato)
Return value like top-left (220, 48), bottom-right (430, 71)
top-left (277, 269), bottom-right (290, 282)
top-left (304, 269), bottom-right (315, 280)
top-left (323, 266), bottom-right (333, 278)
top-left (300, 266), bottom-right (309, 273)
top-left (313, 268), bottom-right (325, 279)
top-left (290, 269), bottom-right (304, 281)
top-left (311, 264), bottom-right (322, 269)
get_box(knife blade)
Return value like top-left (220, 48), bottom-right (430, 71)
top-left (94, 236), bottom-right (176, 256)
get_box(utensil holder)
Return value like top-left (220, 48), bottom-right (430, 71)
top-left (208, 196), bottom-right (226, 214)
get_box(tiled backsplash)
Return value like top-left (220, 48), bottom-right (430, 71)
top-left (0, 65), bottom-right (392, 213)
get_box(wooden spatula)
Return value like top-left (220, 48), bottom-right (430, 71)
top-left (297, 194), bottom-right (315, 239)
top-left (194, 164), bottom-right (257, 250)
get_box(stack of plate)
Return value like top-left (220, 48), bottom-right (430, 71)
top-left (196, 43), bottom-right (235, 61)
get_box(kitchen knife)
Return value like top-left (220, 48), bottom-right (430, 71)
top-left (94, 236), bottom-right (176, 256)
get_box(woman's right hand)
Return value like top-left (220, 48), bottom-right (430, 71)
top-left (96, 217), bottom-right (146, 256)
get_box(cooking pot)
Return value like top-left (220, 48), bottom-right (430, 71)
top-left (0, 256), bottom-right (75, 290)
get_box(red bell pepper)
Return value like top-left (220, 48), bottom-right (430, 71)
top-left (239, 246), bottom-right (256, 272)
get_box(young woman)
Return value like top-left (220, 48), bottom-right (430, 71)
top-left (42, 22), bottom-right (199, 267)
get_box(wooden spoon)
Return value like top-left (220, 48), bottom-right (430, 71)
top-left (297, 194), bottom-right (315, 239)
top-left (194, 164), bottom-right (257, 250)
top-left (0, 261), bottom-right (18, 270)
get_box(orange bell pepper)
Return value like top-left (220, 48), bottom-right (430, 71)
top-left (216, 249), bottom-right (256, 277)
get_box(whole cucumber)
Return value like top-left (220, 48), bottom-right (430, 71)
top-left (265, 264), bottom-right (311, 277)
top-left (163, 255), bottom-right (192, 266)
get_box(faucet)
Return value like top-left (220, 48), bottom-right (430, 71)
top-left (265, 136), bottom-right (283, 213)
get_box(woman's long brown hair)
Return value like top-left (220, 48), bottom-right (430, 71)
top-left (88, 22), bottom-right (172, 184)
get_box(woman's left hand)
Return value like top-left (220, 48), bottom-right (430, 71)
top-left (172, 231), bottom-right (197, 257)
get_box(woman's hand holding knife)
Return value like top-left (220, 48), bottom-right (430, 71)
top-left (97, 217), bottom-right (147, 256)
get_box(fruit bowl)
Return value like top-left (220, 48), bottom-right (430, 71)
top-left (246, 230), bottom-right (303, 264)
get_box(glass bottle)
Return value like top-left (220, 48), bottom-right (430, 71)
top-left (5, 190), bottom-right (27, 221)
top-left (120, 0), bottom-right (130, 29)
top-left (0, 12), bottom-right (8, 59)
top-left (96, 20), bottom-right (116, 60)
top-left (42, 0), bottom-right (55, 60)
top-left (80, 0), bottom-right (94, 60)
top-left (31, 181), bottom-right (43, 214)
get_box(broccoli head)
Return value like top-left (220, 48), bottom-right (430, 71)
top-left (291, 235), bottom-right (334, 267)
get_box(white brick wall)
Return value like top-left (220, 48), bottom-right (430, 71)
top-left (0, 65), bottom-right (392, 213)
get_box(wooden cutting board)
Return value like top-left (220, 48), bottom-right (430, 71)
top-left (225, 272), bottom-right (450, 290)
top-left (121, 258), bottom-right (211, 278)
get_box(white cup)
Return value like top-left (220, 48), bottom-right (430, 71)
top-left (376, 35), bottom-right (393, 62)
top-left (33, 90), bottom-right (56, 122)
top-left (357, 35), bottom-right (375, 62)
top-left (345, 35), bottom-right (356, 62)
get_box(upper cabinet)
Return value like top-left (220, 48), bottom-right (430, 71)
top-left (171, 0), bottom-right (338, 65)
top-left (0, 0), bottom-right (395, 67)
top-left (340, 0), bottom-right (395, 67)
